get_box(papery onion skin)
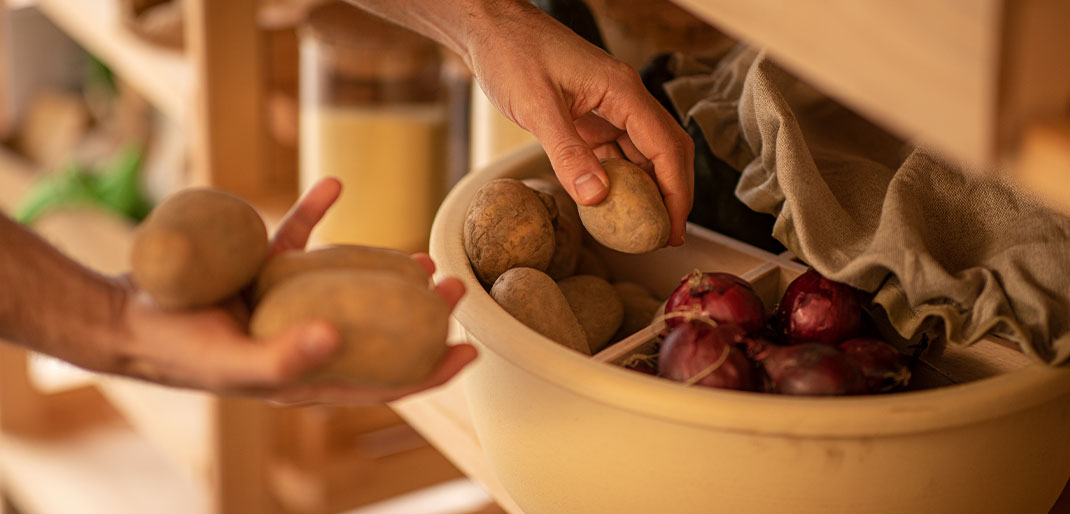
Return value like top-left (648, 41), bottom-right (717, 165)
top-left (776, 268), bottom-right (862, 346)
top-left (750, 340), bottom-right (866, 396)
top-left (840, 338), bottom-right (911, 393)
top-left (658, 321), bottom-right (756, 391)
top-left (665, 270), bottom-right (766, 334)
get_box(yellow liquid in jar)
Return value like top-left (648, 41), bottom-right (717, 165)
top-left (300, 103), bottom-right (447, 252)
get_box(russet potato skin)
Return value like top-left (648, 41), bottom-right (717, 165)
top-left (131, 188), bottom-right (268, 309)
top-left (254, 244), bottom-right (428, 302)
top-left (557, 275), bottom-right (624, 353)
top-left (612, 281), bottom-right (663, 341)
top-left (464, 179), bottom-right (555, 285)
top-left (490, 267), bottom-right (590, 355)
top-left (251, 269), bottom-right (448, 387)
top-left (522, 177), bottom-right (583, 280)
top-left (577, 158), bottom-right (670, 254)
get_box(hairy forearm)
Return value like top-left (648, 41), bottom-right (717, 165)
top-left (0, 213), bottom-right (126, 371)
top-left (343, 0), bottom-right (536, 69)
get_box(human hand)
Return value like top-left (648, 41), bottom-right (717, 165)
top-left (464, 1), bottom-right (694, 245)
top-left (110, 178), bottom-right (477, 404)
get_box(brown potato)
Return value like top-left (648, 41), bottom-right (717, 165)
top-left (612, 282), bottom-right (663, 340)
top-left (575, 247), bottom-right (612, 281)
top-left (522, 178), bottom-right (582, 280)
top-left (544, 211), bottom-right (583, 280)
top-left (464, 179), bottom-right (555, 284)
top-left (490, 267), bottom-right (589, 354)
top-left (254, 244), bottom-right (428, 302)
top-left (250, 269), bottom-right (448, 387)
top-left (522, 176), bottom-right (580, 228)
top-left (577, 158), bottom-right (670, 254)
top-left (557, 275), bottom-right (624, 353)
top-left (131, 188), bottom-right (268, 309)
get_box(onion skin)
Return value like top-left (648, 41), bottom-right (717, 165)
top-left (776, 268), bottom-right (861, 346)
top-left (840, 338), bottom-right (911, 393)
top-left (665, 270), bottom-right (765, 334)
top-left (750, 341), bottom-right (866, 396)
top-left (658, 322), bottom-right (756, 391)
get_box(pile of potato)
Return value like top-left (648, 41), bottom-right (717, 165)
top-left (463, 159), bottom-right (669, 355)
top-left (130, 188), bottom-right (449, 387)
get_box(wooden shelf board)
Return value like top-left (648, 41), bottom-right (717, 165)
top-left (90, 376), bottom-right (214, 482)
top-left (0, 426), bottom-right (208, 514)
top-left (668, 0), bottom-right (1002, 165)
top-left (32, 0), bottom-right (192, 123)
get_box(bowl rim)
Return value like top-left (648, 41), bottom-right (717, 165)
top-left (431, 143), bottom-right (1070, 438)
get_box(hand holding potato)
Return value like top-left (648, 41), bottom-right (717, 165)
top-left (462, 1), bottom-right (693, 246)
top-left (113, 178), bottom-right (476, 404)
top-left (343, 0), bottom-right (694, 246)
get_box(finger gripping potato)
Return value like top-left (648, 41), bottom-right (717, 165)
top-left (250, 269), bottom-right (449, 387)
top-left (577, 158), bottom-right (670, 254)
top-left (490, 267), bottom-right (589, 354)
top-left (464, 179), bottom-right (555, 284)
top-left (131, 188), bottom-right (268, 309)
top-left (254, 244), bottom-right (428, 302)
top-left (557, 275), bottom-right (624, 353)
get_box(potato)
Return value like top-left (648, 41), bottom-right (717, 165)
top-left (490, 267), bottom-right (589, 354)
top-left (250, 269), bottom-right (448, 387)
top-left (612, 282), bottom-right (663, 340)
top-left (254, 244), bottom-right (428, 302)
top-left (464, 179), bottom-right (555, 284)
top-left (131, 188), bottom-right (268, 309)
top-left (523, 176), bottom-right (580, 228)
top-left (577, 158), bottom-right (670, 254)
top-left (575, 247), bottom-right (612, 281)
top-left (557, 275), bottom-right (624, 353)
top-left (522, 178), bottom-right (582, 279)
top-left (544, 209), bottom-right (583, 280)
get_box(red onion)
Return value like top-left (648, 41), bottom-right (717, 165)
top-left (658, 321), bottom-right (755, 391)
top-left (750, 340), bottom-right (865, 396)
top-left (840, 338), bottom-right (911, 393)
top-left (776, 268), bottom-right (861, 345)
top-left (665, 270), bottom-right (765, 334)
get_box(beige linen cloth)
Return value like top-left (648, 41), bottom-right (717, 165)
top-left (665, 46), bottom-right (1070, 365)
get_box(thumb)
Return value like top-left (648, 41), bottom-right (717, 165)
top-left (227, 320), bottom-right (342, 388)
top-left (526, 99), bottom-right (609, 206)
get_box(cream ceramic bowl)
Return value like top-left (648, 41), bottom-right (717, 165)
top-left (429, 143), bottom-right (1070, 514)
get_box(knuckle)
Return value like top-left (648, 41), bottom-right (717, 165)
top-left (549, 141), bottom-right (593, 174)
top-left (607, 59), bottom-right (640, 84)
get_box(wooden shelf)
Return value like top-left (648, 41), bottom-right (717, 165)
top-left (90, 376), bottom-right (213, 482)
top-left (30, 0), bottom-right (192, 123)
top-left (669, 0), bottom-right (1070, 176)
top-left (0, 427), bottom-right (208, 514)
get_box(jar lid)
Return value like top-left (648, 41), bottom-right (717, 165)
top-left (300, 1), bottom-right (440, 81)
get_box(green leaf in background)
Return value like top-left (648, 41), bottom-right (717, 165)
top-left (92, 145), bottom-right (152, 221)
top-left (14, 163), bottom-right (97, 224)
top-left (15, 145), bottom-right (154, 225)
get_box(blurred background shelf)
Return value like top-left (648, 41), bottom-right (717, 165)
top-left (28, 0), bottom-right (192, 124)
top-left (0, 426), bottom-right (209, 514)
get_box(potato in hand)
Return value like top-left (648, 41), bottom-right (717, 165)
top-left (131, 188), bottom-right (268, 309)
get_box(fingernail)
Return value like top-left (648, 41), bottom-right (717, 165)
top-left (574, 173), bottom-right (607, 203)
top-left (302, 326), bottom-right (337, 359)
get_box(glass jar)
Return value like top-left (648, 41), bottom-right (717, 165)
top-left (299, 1), bottom-right (446, 252)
